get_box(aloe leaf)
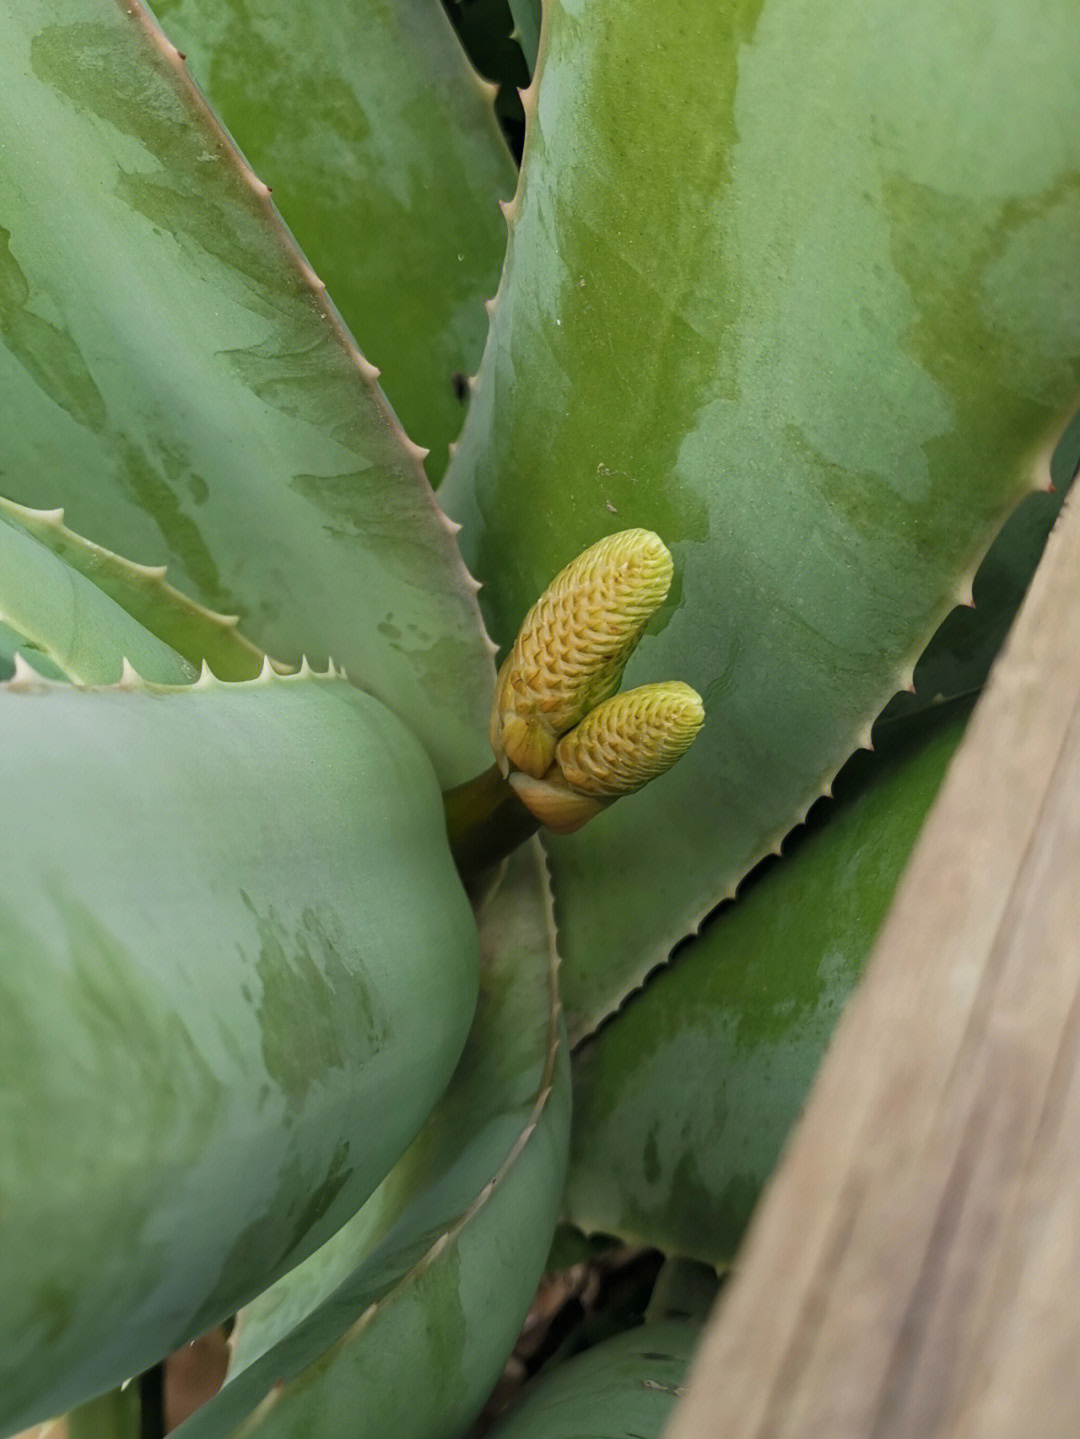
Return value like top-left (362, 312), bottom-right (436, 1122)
top-left (483, 1320), bottom-right (698, 1439)
top-left (564, 703), bottom-right (970, 1267)
top-left (887, 408), bottom-right (1080, 718)
top-left (149, 0), bottom-right (517, 485)
top-left (0, 0), bottom-right (493, 785)
top-left (506, 0), bottom-right (540, 71)
top-left (173, 844), bottom-right (570, 1439)
top-left (0, 671), bottom-right (479, 1434)
top-left (440, 0), bottom-right (531, 151)
top-left (0, 504), bottom-right (194, 684)
top-left (0, 497), bottom-right (264, 680)
top-left (441, 0), bottom-right (1080, 1036)
top-left (0, 623), bottom-right (67, 681)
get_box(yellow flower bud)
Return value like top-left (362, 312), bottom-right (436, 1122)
top-left (507, 681), bottom-right (705, 835)
top-left (555, 681), bottom-right (705, 797)
top-left (490, 530), bottom-right (673, 778)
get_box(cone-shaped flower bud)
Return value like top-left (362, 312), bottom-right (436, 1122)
top-left (555, 681), bottom-right (704, 797)
top-left (490, 530), bottom-right (673, 778)
top-left (508, 681), bottom-right (705, 835)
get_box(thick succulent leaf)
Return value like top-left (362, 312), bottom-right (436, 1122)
top-left (0, 621), bottom-right (67, 681)
top-left (886, 407), bottom-right (1080, 719)
top-left (0, 497), bottom-right (263, 680)
top-left (0, 670), bottom-right (479, 1435)
top-left (441, 0), bottom-right (531, 151)
top-left (150, 0), bottom-right (517, 485)
top-left (506, 0), bottom-right (540, 72)
top-left (0, 0), bottom-right (493, 785)
top-left (174, 844), bottom-right (570, 1439)
top-left (484, 1319), bottom-right (699, 1439)
top-left (441, 0), bottom-right (1080, 1035)
top-left (565, 703), bottom-right (970, 1267)
top-left (0, 503), bottom-right (194, 684)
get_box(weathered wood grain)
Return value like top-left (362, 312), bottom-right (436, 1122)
top-left (666, 486), bottom-right (1080, 1439)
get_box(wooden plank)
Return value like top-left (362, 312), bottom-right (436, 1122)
top-left (666, 485), bottom-right (1080, 1439)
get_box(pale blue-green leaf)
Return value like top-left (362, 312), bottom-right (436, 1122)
top-left (0, 503), bottom-right (194, 684)
top-left (175, 844), bottom-right (570, 1439)
top-left (442, 0), bottom-right (1080, 1034)
top-left (0, 0), bottom-right (493, 785)
top-left (0, 671), bottom-right (478, 1435)
top-left (565, 704), bottom-right (970, 1266)
top-left (484, 1320), bottom-right (699, 1439)
top-left (0, 495), bottom-right (269, 680)
top-left (150, 0), bottom-right (517, 485)
top-left (507, 0), bottom-right (540, 70)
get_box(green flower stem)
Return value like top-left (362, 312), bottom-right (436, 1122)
top-left (444, 763), bottom-right (541, 884)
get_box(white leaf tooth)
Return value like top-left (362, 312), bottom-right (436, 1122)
top-left (353, 351), bottom-right (380, 384)
top-left (118, 657), bottom-right (142, 689)
top-left (195, 658), bottom-right (216, 689)
top-left (10, 652), bottom-right (39, 688)
top-left (402, 436), bottom-right (430, 467)
top-left (259, 654), bottom-right (276, 682)
top-left (297, 655), bottom-right (314, 679)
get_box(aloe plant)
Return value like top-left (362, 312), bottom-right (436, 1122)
top-left (1, 1), bottom-right (1077, 1437)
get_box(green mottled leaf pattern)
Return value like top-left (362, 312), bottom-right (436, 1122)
top-left (0, 671), bottom-right (478, 1433)
top-left (175, 844), bottom-right (570, 1439)
top-left (565, 704), bottom-right (970, 1266)
top-left (442, 0), bottom-right (1080, 1034)
top-left (0, 0), bottom-right (493, 785)
top-left (151, 0), bottom-right (517, 484)
top-left (0, 503), bottom-right (194, 684)
top-left (0, 496), bottom-right (266, 679)
top-left (484, 1320), bottom-right (699, 1439)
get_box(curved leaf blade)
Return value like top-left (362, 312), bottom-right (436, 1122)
top-left (483, 1320), bottom-right (699, 1439)
top-left (0, 504), bottom-right (194, 683)
top-left (506, 0), bottom-right (540, 73)
top-left (0, 672), bottom-right (479, 1433)
top-left (0, 0), bottom-right (492, 784)
top-left (442, 0), bottom-right (1080, 1033)
top-left (565, 704), bottom-right (970, 1266)
top-left (151, 0), bottom-right (517, 484)
top-left (0, 496), bottom-right (264, 680)
top-left (175, 844), bottom-right (571, 1439)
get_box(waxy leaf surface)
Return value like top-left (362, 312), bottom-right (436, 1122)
top-left (566, 705), bottom-right (969, 1266)
top-left (0, 672), bottom-right (478, 1434)
top-left (0, 503), bottom-right (194, 684)
top-left (0, 496), bottom-right (265, 680)
top-left (0, 0), bottom-right (493, 785)
top-left (176, 845), bottom-right (570, 1439)
top-left (151, 0), bottom-right (517, 484)
top-left (442, 0), bottom-right (1080, 1034)
top-left (484, 1319), bottom-right (699, 1439)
